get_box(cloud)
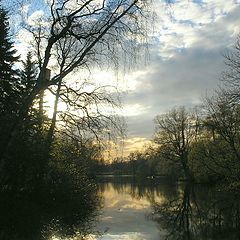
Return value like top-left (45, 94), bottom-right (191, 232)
top-left (123, 2), bottom-right (240, 144)
top-left (12, 0), bottom-right (240, 154)
top-left (27, 10), bottom-right (45, 26)
top-left (153, 0), bottom-right (240, 58)
top-left (20, 4), bottom-right (30, 14)
top-left (122, 137), bottom-right (151, 156)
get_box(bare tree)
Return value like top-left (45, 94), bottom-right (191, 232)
top-left (204, 91), bottom-right (240, 162)
top-left (154, 107), bottom-right (199, 181)
top-left (222, 34), bottom-right (240, 103)
top-left (46, 33), bottom-right (124, 152)
top-left (203, 35), bottom-right (240, 182)
top-left (1, 0), bottom-right (151, 160)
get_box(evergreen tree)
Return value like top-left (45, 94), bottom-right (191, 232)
top-left (0, 5), bottom-right (21, 187)
top-left (20, 51), bottom-right (37, 98)
top-left (0, 6), bottom-right (20, 114)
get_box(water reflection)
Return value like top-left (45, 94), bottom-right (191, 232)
top-left (1, 177), bottom-right (239, 240)
top-left (150, 183), bottom-right (240, 240)
top-left (95, 177), bottom-right (176, 239)
top-left (0, 186), bottom-right (102, 240)
top-left (98, 176), bottom-right (178, 201)
top-left (96, 177), bottom-right (240, 240)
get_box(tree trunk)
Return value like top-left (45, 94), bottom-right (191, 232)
top-left (38, 90), bottom-right (44, 125)
top-left (45, 77), bottom-right (62, 153)
top-left (180, 153), bottom-right (194, 182)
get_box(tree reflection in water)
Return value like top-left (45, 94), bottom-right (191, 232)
top-left (98, 177), bottom-right (240, 240)
top-left (0, 185), bottom-right (102, 240)
top-left (150, 183), bottom-right (240, 240)
top-left (97, 176), bottom-right (178, 201)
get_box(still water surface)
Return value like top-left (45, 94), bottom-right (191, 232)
top-left (93, 179), bottom-right (165, 239)
top-left (0, 177), bottom-right (239, 239)
top-left (91, 177), bottom-right (240, 240)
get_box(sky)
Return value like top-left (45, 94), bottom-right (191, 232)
top-left (120, 0), bottom-right (240, 154)
top-left (8, 0), bottom-right (240, 156)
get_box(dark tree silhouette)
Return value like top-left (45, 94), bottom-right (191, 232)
top-left (1, 0), bottom-right (150, 163)
top-left (19, 52), bottom-right (37, 98)
top-left (0, 5), bottom-right (21, 182)
top-left (0, 5), bottom-right (20, 115)
top-left (154, 107), bottom-right (198, 181)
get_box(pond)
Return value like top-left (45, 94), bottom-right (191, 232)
top-left (90, 177), bottom-right (240, 240)
top-left (0, 177), bottom-right (239, 239)
top-left (92, 178), bottom-right (165, 239)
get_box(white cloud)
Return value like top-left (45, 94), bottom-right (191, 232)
top-left (20, 4), bottom-right (30, 14)
top-left (120, 104), bottom-right (150, 117)
top-left (153, 0), bottom-right (240, 59)
top-left (27, 10), bottom-right (45, 26)
top-left (12, 0), bottom-right (240, 153)
top-left (121, 1), bottom-right (240, 148)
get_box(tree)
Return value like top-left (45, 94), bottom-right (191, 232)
top-left (203, 91), bottom-right (240, 184)
top-left (1, 0), bottom-right (151, 161)
top-left (20, 51), bottom-right (47, 126)
top-left (205, 93), bottom-right (240, 159)
top-left (0, 5), bottom-right (20, 166)
top-left (19, 51), bottom-right (37, 99)
top-left (45, 37), bottom-right (123, 155)
top-left (202, 35), bottom-right (240, 185)
top-left (222, 35), bottom-right (240, 103)
top-left (154, 107), bottom-right (199, 181)
top-left (0, 5), bottom-right (20, 114)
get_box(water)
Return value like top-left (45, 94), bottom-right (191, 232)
top-left (0, 177), bottom-right (239, 239)
top-left (91, 177), bottom-right (240, 240)
top-left (0, 185), bottom-right (101, 240)
top-left (92, 180), bottom-right (165, 239)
